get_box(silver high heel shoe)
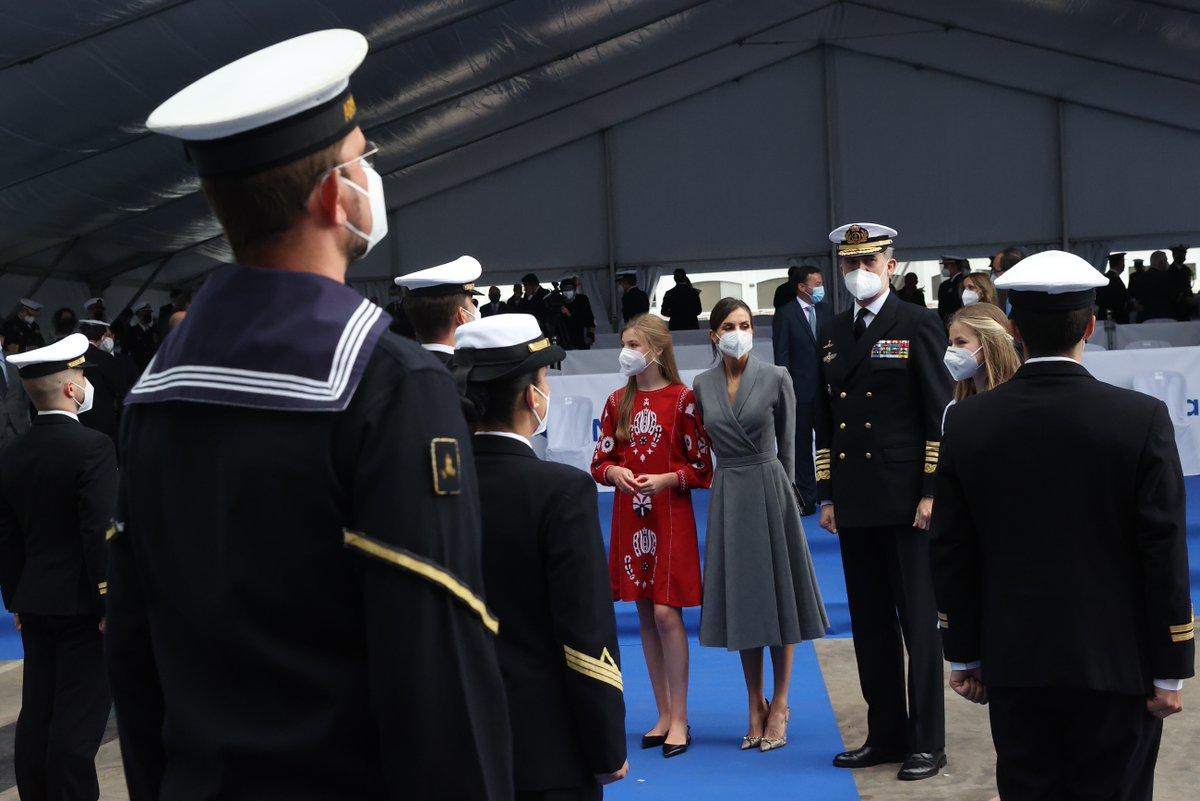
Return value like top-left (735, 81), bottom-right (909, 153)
top-left (760, 705), bottom-right (790, 752)
top-left (740, 697), bottom-right (769, 750)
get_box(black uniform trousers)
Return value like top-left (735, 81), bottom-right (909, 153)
top-left (989, 687), bottom-right (1162, 801)
top-left (16, 614), bottom-right (111, 801)
top-left (838, 525), bottom-right (944, 753)
top-left (516, 785), bottom-right (602, 801)
top-left (792, 401), bottom-right (816, 507)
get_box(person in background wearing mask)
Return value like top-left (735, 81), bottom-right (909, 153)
top-left (661, 268), bottom-right (703, 331)
top-left (592, 313), bottom-right (711, 759)
top-left (77, 320), bottom-right (135, 448)
top-left (82, 298), bottom-right (107, 324)
top-left (394, 256), bottom-right (484, 372)
top-left (3, 299), bottom-right (46, 354)
top-left (896, 273), bottom-right (926, 307)
top-left (480, 286), bottom-right (508, 318)
top-left (122, 301), bottom-right (160, 371)
top-left (0, 332), bottom-right (31, 449)
top-left (772, 265), bottom-right (832, 516)
top-left (936, 256), bottom-right (969, 327)
top-left (815, 223), bottom-right (953, 781)
top-left (941, 303), bottom-right (1020, 429)
top-left (959, 272), bottom-right (997, 309)
top-left (0, 334), bottom-right (117, 801)
top-left (1096, 252), bottom-right (1131, 324)
top-left (558, 277), bottom-right (596, 350)
top-left (616, 273), bottom-right (650, 324)
top-left (49, 307), bottom-right (78, 344)
top-left (113, 32), bottom-right (512, 798)
top-left (693, 298), bottom-right (828, 756)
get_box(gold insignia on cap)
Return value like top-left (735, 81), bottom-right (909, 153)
top-left (844, 224), bottom-right (869, 245)
top-left (343, 95), bottom-right (357, 122)
top-left (528, 338), bottom-right (550, 353)
top-left (67, 356), bottom-right (85, 368)
top-left (431, 438), bottom-right (462, 496)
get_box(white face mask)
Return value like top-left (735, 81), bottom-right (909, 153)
top-left (940, 266), bottom-right (951, 279)
top-left (461, 305), bottom-right (479, 322)
top-left (961, 289), bottom-right (981, 307)
top-left (99, 337), bottom-right (115, 354)
top-left (71, 378), bottom-right (94, 415)
top-left (340, 164), bottom-right (389, 259)
top-left (530, 385), bottom-right (550, 437)
top-left (717, 330), bottom-right (754, 359)
top-left (943, 345), bottom-right (983, 382)
top-left (843, 268), bottom-right (885, 302)
top-left (563, 290), bottom-right (576, 301)
top-left (618, 347), bottom-right (651, 377)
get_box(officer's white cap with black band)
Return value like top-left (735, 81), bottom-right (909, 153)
top-left (994, 250), bottom-right (1108, 312)
top-left (395, 256), bottom-right (484, 297)
top-left (145, 29), bottom-right (369, 179)
top-left (829, 223), bottom-right (898, 257)
top-left (18, 299), bottom-right (42, 312)
top-left (7, 333), bottom-right (89, 379)
top-left (455, 314), bottom-right (565, 382)
top-left (78, 320), bottom-right (111, 339)
top-left (83, 297), bottom-right (103, 311)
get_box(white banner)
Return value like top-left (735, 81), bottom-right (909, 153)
top-left (548, 346), bottom-right (1200, 476)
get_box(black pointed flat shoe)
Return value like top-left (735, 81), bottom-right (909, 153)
top-left (641, 733), bottom-right (666, 749)
top-left (662, 726), bottom-right (692, 758)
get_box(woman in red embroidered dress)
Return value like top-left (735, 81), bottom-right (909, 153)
top-left (591, 314), bottom-right (713, 758)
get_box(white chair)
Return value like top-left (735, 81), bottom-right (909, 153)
top-left (1132, 370), bottom-right (1200, 474)
top-left (1124, 340), bottom-right (1172, 350)
top-left (544, 394), bottom-right (595, 473)
top-left (1083, 342), bottom-right (1106, 352)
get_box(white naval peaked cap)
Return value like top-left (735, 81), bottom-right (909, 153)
top-left (7, 333), bottom-right (89, 378)
top-left (828, 223), bottom-right (898, 257)
top-left (454, 313), bottom-right (565, 382)
top-left (83, 297), bottom-right (103, 309)
top-left (395, 255), bottom-right (483, 297)
top-left (18, 298), bottom-right (42, 311)
top-left (146, 29), bottom-right (369, 179)
top-left (995, 250), bottom-right (1108, 312)
top-left (134, 301), bottom-right (153, 312)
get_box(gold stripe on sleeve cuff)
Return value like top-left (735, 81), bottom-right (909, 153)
top-left (343, 530), bottom-right (500, 635)
top-left (564, 645), bottom-right (624, 692)
top-left (1171, 630), bottom-right (1195, 643)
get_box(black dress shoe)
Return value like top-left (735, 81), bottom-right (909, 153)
top-left (662, 726), bottom-right (692, 759)
top-left (641, 733), bottom-right (666, 749)
top-left (897, 751), bottom-right (947, 781)
top-left (832, 744), bottom-right (908, 768)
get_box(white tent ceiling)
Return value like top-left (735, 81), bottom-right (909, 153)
top-left (2, 0), bottom-right (1200, 312)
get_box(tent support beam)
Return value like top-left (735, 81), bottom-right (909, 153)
top-left (21, 237), bottom-right (78, 302)
top-left (822, 44), bottom-right (842, 310)
top-left (121, 254), bottom-right (173, 315)
top-left (602, 128), bottom-right (619, 330)
top-left (1057, 101), bottom-right (1070, 250)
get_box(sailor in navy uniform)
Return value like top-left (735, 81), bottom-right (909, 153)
top-left (458, 315), bottom-right (628, 801)
top-left (108, 30), bottom-right (512, 800)
top-left (2, 299), bottom-right (46, 354)
top-left (815, 223), bottom-right (953, 781)
top-left (933, 251), bottom-right (1194, 801)
top-left (0, 334), bottom-right (117, 801)
top-left (395, 256), bottom-right (484, 371)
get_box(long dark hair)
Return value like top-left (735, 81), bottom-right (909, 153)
top-left (708, 297), bottom-right (753, 359)
top-left (461, 370), bottom-right (537, 431)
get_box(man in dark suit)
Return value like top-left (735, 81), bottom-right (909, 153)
top-left (1134, 251), bottom-right (1176, 321)
top-left (0, 333), bottom-right (117, 801)
top-left (773, 265), bottom-right (832, 515)
top-left (1096, 252), bottom-right (1131, 324)
top-left (936, 256), bottom-right (968, 327)
top-left (395, 256), bottom-right (484, 371)
top-left (457, 314), bottom-right (627, 799)
top-left (661, 268), bottom-right (702, 330)
top-left (934, 251), bottom-right (1193, 801)
top-left (0, 333), bottom-right (31, 449)
top-left (1168, 244), bottom-right (1194, 321)
top-left (815, 223), bottom-right (953, 781)
top-left (518, 273), bottom-right (553, 335)
top-left (77, 320), bottom-right (135, 448)
top-left (616, 273), bottom-right (650, 323)
top-left (558, 277), bottom-right (596, 349)
top-left (480, 287), bottom-right (508, 318)
top-left (121, 302), bottom-right (160, 371)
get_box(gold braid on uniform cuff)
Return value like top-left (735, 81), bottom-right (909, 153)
top-left (937, 611), bottom-right (949, 630)
top-left (1170, 608), bottom-right (1195, 643)
top-left (815, 449), bottom-right (832, 482)
top-left (924, 441), bottom-right (940, 475)
top-left (98, 581), bottom-right (108, 597)
top-left (563, 645), bottom-right (624, 692)
top-left (343, 529), bottom-right (500, 635)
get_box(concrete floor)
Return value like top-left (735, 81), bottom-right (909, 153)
top-left (0, 645), bottom-right (1195, 800)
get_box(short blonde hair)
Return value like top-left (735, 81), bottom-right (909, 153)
top-left (949, 303), bottom-right (1020, 402)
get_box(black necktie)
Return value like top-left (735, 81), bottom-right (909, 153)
top-left (853, 307), bottom-right (868, 341)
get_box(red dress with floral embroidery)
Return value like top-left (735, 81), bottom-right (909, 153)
top-left (591, 384), bottom-right (714, 607)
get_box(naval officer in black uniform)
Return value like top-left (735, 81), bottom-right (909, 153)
top-left (932, 251), bottom-right (1193, 801)
top-left (396, 255), bottom-right (484, 371)
top-left (815, 223), bottom-right (953, 781)
top-left (77, 320), bottom-right (135, 448)
top-left (108, 30), bottom-right (512, 800)
top-left (0, 333), bottom-right (117, 801)
top-left (457, 314), bottom-right (628, 800)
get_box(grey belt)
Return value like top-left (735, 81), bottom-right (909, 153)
top-left (716, 451), bottom-right (776, 468)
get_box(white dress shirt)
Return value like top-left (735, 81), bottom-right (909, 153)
top-left (475, 430), bottom-right (532, 449)
top-left (37, 410), bottom-right (79, 421)
top-left (421, 343), bottom-right (455, 356)
top-left (797, 297), bottom-right (817, 335)
top-left (854, 288), bottom-right (891, 329)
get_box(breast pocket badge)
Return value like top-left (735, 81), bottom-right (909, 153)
top-left (431, 438), bottom-right (462, 496)
top-left (871, 339), bottom-right (910, 359)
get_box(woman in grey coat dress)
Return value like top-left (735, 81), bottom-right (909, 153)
top-left (693, 298), bottom-right (828, 753)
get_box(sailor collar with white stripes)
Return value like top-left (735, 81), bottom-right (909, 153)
top-left (126, 264), bottom-right (390, 412)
